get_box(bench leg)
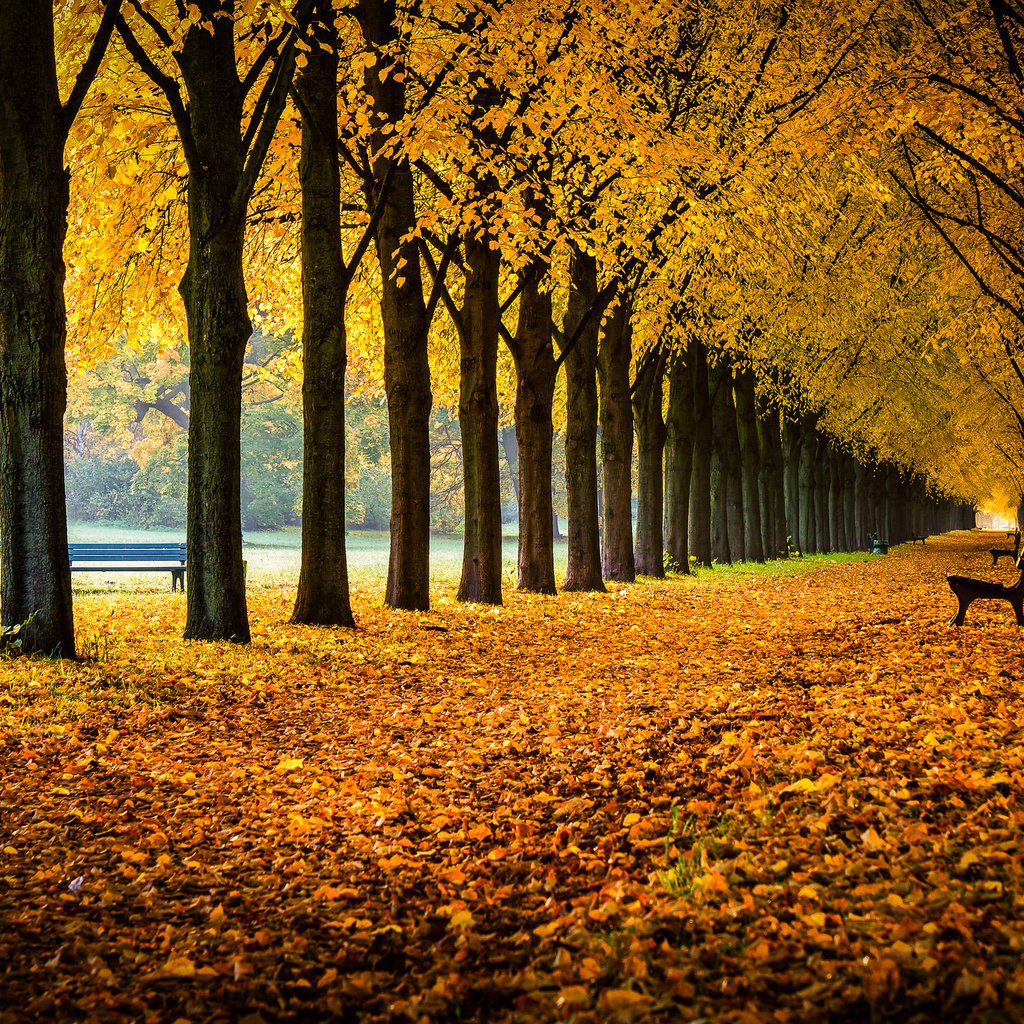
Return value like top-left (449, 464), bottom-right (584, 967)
top-left (1012, 593), bottom-right (1024, 627)
top-left (171, 569), bottom-right (185, 592)
top-left (948, 595), bottom-right (970, 627)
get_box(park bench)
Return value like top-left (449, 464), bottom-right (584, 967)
top-left (68, 542), bottom-right (186, 591)
top-left (911, 534), bottom-right (927, 545)
top-left (990, 529), bottom-right (1021, 566)
top-left (946, 553), bottom-right (1024, 626)
top-left (867, 533), bottom-right (888, 554)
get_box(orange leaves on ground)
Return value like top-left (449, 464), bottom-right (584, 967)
top-left (2, 533), bottom-right (1024, 1020)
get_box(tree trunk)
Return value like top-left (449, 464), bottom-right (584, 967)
top-left (597, 299), bottom-right (635, 582)
top-left (797, 416), bottom-right (817, 556)
top-left (664, 350), bottom-right (694, 573)
top-left (721, 369), bottom-right (745, 561)
top-left (456, 235), bottom-right (502, 605)
top-left (559, 248), bottom-right (605, 591)
top-left (291, 2), bottom-right (354, 627)
top-left (632, 348), bottom-right (666, 577)
top-left (783, 417), bottom-right (801, 555)
top-left (734, 367), bottom-right (763, 562)
top-left (359, 0), bottom-right (432, 611)
top-left (689, 339), bottom-right (713, 566)
top-left (756, 398), bottom-right (787, 559)
top-left (814, 435), bottom-right (830, 553)
top-left (709, 361), bottom-right (731, 564)
top-left (0, 1), bottom-right (75, 655)
top-left (177, 21), bottom-right (253, 642)
top-left (511, 263), bottom-right (556, 594)
top-left (826, 444), bottom-right (841, 553)
top-left (854, 459), bottom-right (868, 547)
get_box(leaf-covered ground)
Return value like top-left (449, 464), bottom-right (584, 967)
top-left (3, 531), bottom-right (1024, 1023)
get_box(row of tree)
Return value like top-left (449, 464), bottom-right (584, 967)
top-left (1, 0), bottom-right (1020, 655)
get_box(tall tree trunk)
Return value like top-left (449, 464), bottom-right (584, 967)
top-left (757, 398), bottom-right (787, 559)
top-left (177, 20), bottom-right (254, 642)
top-left (709, 361), bottom-right (731, 564)
top-left (359, 0), bottom-right (432, 611)
top-left (632, 348), bottom-right (666, 577)
top-left (559, 248), bottom-right (605, 591)
top-left (721, 369), bottom-right (745, 561)
top-left (797, 416), bottom-right (817, 556)
top-left (291, 1), bottom-right (353, 627)
top-left (597, 299), bottom-right (635, 582)
top-left (511, 263), bottom-right (556, 594)
top-left (664, 350), bottom-right (694, 572)
top-left (814, 435), bottom-right (830, 553)
top-left (457, 235), bottom-right (502, 604)
top-left (0, 0), bottom-right (76, 655)
top-left (734, 367), bottom-right (763, 562)
top-left (783, 417), bottom-right (801, 554)
top-left (828, 447), bottom-right (843, 552)
top-left (689, 339), bottom-right (713, 566)
top-left (854, 459), bottom-right (868, 547)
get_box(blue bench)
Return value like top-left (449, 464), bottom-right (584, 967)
top-left (68, 543), bottom-right (186, 591)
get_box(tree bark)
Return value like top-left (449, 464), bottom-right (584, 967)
top-left (722, 369), bottom-right (745, 561)
top-left (291, 0), bottom-right (354, 627)
top-left (826, 445), bottom-right (842, 553)
top-left (358, 0), bottom-right (432, 611)
top-left (597, 299), bottom-right (635, 582)
top-left (797, 415), bottom-right (817, 556)
top-left (456, 235), bottom-right (503, 605)
top-left (558, 248), bottom-right (605, 591)
top-left (756, 398), bottom-right (787, 559)
top-left (708, 361), bottom-right (731, 564)
top-left (689, 339), bottom-right (713, 566)
top-left (511, 263), bottom-right (556, 594)
top-left (814, 434), bottom-right (829, 553)
top-left (664, 350), bottom-right (694, 573)
top-left (176, 19), bottom-right (253, 642)
top-left (734, 367), bottom-right (763, 562)
top-left (0, 0), bottom-right (75, 655)
top-left (783, 417), bottom-right (801, 554)
top-left (632, 347), bottom-right (666, 577)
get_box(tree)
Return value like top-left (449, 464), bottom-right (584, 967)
top-left (0, 0), bottom-right (120, 656)
top-left (291, 0), bottom-right (357, 628)
top-left (115, 0), bottom-right (312, 641)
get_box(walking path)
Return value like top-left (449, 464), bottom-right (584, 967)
top-left (2, 531), bottom-right (1022, 1021)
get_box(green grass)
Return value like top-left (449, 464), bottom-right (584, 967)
top-left (678, 550), bottom-right (872, 584)
top-left (67, 520), bottom-right (871, 593)
top-left (67, 521), bottom-right (542, 590)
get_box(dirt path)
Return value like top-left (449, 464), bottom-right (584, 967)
top-left (2, 531), bottom-right (1023, 1022)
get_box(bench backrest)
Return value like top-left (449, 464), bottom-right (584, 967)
top-left (68, 543), bottom-right (186, 563)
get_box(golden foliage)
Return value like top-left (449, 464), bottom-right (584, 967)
top-left (3, 533), bottom-right (1024, 1018)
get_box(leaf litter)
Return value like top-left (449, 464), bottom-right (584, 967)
top-left (2, 532), bottom-right (1024, 1022)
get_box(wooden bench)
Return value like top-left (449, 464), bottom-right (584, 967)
top-left (68, 543), bottom-right (186, 591)
top-left (990, 529), bottom-right (1021, 566)
top-left (867, 533), bottom-right (888, 554)
top-left (947, 554), bottom-right (1024, 626)
top-left (911, 534), bottom-right (926, 545)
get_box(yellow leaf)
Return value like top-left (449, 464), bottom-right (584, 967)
top-left (448, 909), bottom-right (475, 930)
top-left (599, 988), bottom-right (652, 1012)
top-left (162, 954), bottom-right (195, 978)
top-left (275, 757), bottom-right (304, 773)
top-left (622, 813), bottom-right (641, 827)
top-left (861, 827), bottom-right (887, 852)
top-left (783, 777), bottom-right (817, 794)
top-left (556, 985), bottom-right (590, 1009)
